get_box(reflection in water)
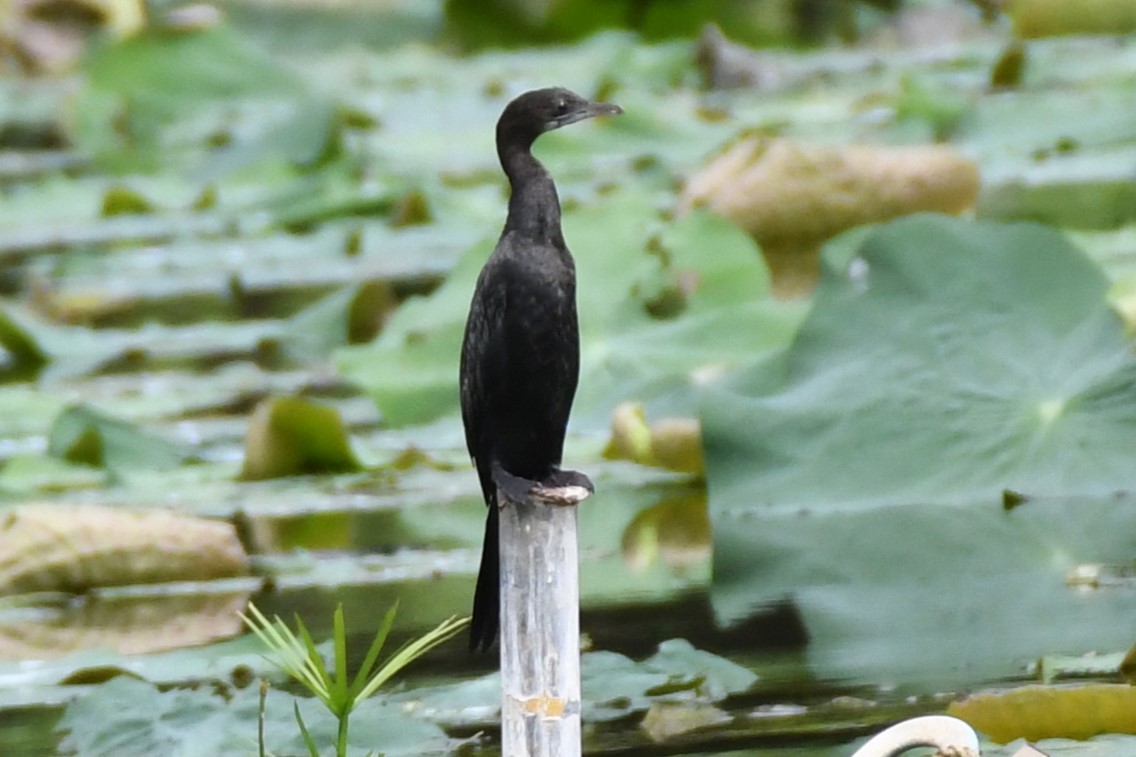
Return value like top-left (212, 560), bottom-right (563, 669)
top-left (621, 491), bottom-right (712, 574)
top-left (242, 509), bottom-right (356, 552)
top-left (0, 590), bottom-right (251, 660)
top-left (583, 591), bottom-right (808, 660)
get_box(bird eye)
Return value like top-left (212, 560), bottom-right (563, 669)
top-left (555, 98), bottom-right (567, 113)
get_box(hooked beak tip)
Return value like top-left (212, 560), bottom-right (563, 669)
top-left (546, 100), bottom-right (625, 131)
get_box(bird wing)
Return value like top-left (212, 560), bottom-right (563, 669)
top-left (460, 254), bottom-right (510, 504)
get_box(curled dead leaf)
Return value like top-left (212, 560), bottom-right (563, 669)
top-left (604, 402), bottom-right (703, 476)
top-left (0, 0), bottom-right (145, 74)
top-left (240, 395), bottom-right (361, 480)
top-left (650, 418), bottom-right (704, 476)
top-left (604, 402), bottom-right (653, 465)
top-left (948, 684), bottom-right (1136, 743)
top-left (1008, 0), bottom-right (1136, 38)
top-left (1119, 641), bottom-right (1136, 685)
top-left (641, 701), bottom-right (731, 743)
top-left (0, 504), bottom-right (248, 595)
top-left (621, 493), bottom-right (711, 574)
top-left (162, 3), bottom-right (223, 33)
top-left (678, 137), bottom-right (980, 296)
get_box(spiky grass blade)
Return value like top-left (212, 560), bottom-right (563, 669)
top-left (241, 605), bottom-right (302, 674)
top-left (348, 601), bottom-right (398, 701)
top-left (293, 613), bottom-right (334, 707)
top-left (355, 615), bottom-right (468, 701)
top-left (332, 605), bottom-right (349, 712)
top-left (241, 606), bottom-right (309, 683)
top-left (241, 604), bottom-right (330, 703)
top-left (293, 701), bottom-right (320, 757)
top-left (245, 600), bottom-right (469, 757)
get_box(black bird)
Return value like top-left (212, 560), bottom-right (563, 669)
top-left (460, 87), bottom-right (622, 652)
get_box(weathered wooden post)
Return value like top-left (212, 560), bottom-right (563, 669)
top-left (498, 481), bottom-right (592, 757)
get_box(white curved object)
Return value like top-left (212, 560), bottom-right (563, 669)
top-left (849, 715), bottom-right (980, 757)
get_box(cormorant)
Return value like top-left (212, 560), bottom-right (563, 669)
top-left (460, 87), bottom-right (622, 652)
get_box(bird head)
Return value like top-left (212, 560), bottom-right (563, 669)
top-left (497, 87), bottom-right (622, 148)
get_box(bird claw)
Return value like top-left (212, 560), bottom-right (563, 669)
top-left (545, 468), bottom-right (594, 493)
top-left (532, 468), bottom-right (594, 507)
top-left (491, 464), bottom-right (594, 507)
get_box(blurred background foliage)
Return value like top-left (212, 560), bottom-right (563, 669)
top-left (0, 0), bottom-right (1135, 754)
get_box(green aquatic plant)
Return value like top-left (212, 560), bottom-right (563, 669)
top-left (241, 601), bottom-right (468, 757)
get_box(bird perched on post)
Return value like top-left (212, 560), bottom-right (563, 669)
top-left (460, 87), bottom-right (622, 652)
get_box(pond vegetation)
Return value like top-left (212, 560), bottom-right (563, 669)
top-left (0, 0), bottom-right (1135, 754)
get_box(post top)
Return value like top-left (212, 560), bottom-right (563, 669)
top-left (527, 483), bottom-right (592, 507)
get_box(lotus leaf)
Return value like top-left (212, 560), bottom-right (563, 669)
top-left (703, 215), bottom-right (1136, 682)
top-left (57, 675), bottom-right (457, 757)
top-left (339, 190), bottom-right (802, 428)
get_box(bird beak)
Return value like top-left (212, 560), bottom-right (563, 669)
top-left (585, 102), bottom-right (623, 118)
top-left (552, 101), bottom-right (623, 129)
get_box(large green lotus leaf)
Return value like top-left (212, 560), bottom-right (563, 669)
top-left (71, 25), bottom-right (303, 170)
top-left (713, 492), bottom-right (1136, 685)
top-left (703, 214), bottom-right (1136, 509)
top-left (335, 239), bottom-right (486, 427)
top-left (702, 215), bottom-right (1136, 683)
top-left (338, 33), bottom-right (731, 184)
top-left (56, 676), bottom-right (458, 757)
top-left (388, 638), bottom-right (755, 727)
top-left (0, 632), bottom-right (271, 708)
top-left (338, 189), bottom-right (802, 428)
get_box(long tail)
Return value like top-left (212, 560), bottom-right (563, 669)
top-left (469, 504), bottom-right (499, 652)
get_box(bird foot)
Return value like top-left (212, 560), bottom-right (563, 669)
top-left (544, 468), bottom-right (594, 493)
top-left (491, 464), bottom-right (540, 506)
top-left (535, 468), bottom-right (593, 507)
top-left (491, 464), bottom-right (593, 507)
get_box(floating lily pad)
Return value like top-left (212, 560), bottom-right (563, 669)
top-left (57, 675), bottom-right (459, 757)
top-left (703, 215), bottom-right (1136, 683)
top-left (71, 24), bottom-right (303, 169)
top-left (100, 184), bottom-right (155, 217)
top-left (704, 215), bottom-right (1136, 510)
top-left (0, 307), bottom-right (48, 379)
top-left (0, 629), bottom-right (279, 704)
top-left (282, 281), bottom-right (396, 364)
top-left (1038, 651), bottom-right (1127, 684)
top-left (338, 189), bottom-right (803, 428)
top-left (394, 638), bottom-right (754, 727)
top-left (0, 453), bottom-right (106, 494)
top-left (641, 701), bottom-right (731, 743)
top-left (48, 404), bottom-right (189, 471)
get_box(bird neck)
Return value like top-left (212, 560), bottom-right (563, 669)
top-left (500, 144), bottom-right (564, 244)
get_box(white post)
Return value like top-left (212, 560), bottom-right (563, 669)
top-left (849, 715), bottom-right (980, 757)
top-left (498, 483), bottom-right (591, 757)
